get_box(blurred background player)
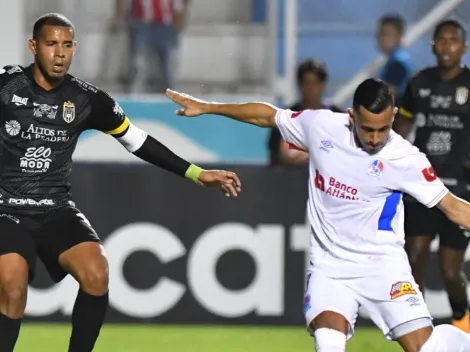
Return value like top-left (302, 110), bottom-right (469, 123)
top-left (376, 14), bottom-right (414, 104)
top-left (395, 19), bottom-right (470, 332)
top-left (267, 59), bottom-right (342, 166)
top-left (112, 0), bottom-right (191, 93)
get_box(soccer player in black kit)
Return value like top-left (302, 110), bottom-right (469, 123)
top-left (0, 13), bottom-right (241, 352)
top-left (395, 19), bottom-right (470, 332)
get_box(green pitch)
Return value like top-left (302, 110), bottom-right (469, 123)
top-left (16, 324), bottom-right (402, 351)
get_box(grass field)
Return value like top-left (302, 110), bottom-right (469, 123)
top-left (16, 324), bottom-right (403, 351)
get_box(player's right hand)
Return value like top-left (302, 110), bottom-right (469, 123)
top-left (197, 170), bottom-right (242, 197)
top-left (166, 89), bottom-right (208, 117)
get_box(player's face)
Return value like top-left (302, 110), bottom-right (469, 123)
top-left (377, 24), bottom-right (401, 54)
top-left (29, 25), bottom-right (76, 81)
top-left (348, 106), bottom-right (396, 154)
top-left (299, 72), bottom-right (325, 104)
top-left (433, 25), bottom-right (467, 69)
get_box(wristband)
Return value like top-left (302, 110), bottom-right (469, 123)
top-left (185, 164), bottom-right (203, 183)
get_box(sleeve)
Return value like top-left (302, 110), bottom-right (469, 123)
top-left (87, 91), bottom-right (148, 152)
top-left (274, 109), bottom-right (314, 152)
top-left (397, 152), bottom-right (449, 208)
top-left (398, 80), bottom-right (415, 119)
top-left (382, 61), bottom-right (407, 88)
top-left (0, 67), bottom-right (8, 89)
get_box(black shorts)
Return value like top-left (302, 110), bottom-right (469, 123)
top-left (404, 197), bottom-right (469, 251)
top-left (0, 206), bottom-right (100, 283)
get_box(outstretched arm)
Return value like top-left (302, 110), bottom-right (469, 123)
top-left (166, 89), bottom-right (278, 127)
top-left (131, 134), bottom-right (241, 197)
top-left (87, 91), bottom-right (241, 197)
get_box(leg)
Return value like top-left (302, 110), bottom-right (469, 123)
top-left (404, 199), bottom-right (436, 292)
top-left (151, 24), bottom-right (177, 92)
top-left (405, 236), bottom-right (433, 292)
top-left (350, 265), bottom-right (433, 351)
top-left (418, 325), bottom-right (470, 351)
top-left (37, 207), bottom-right (108, 352)
top-left (438, 218), bottom-right (470, 330)
top-left (129, 22), bottom-right (151, 94)
top-left (0, 254), bottom-right (29, 352)
top-left (0, 214), bottom-right (36, 351)
top-left (61, 242), bottom-right (109, 352)
top-left (304, 271), bottom-right (359, 351)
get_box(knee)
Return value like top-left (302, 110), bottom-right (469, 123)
top-left (314, 328), bottom-right (346, 352)
top-left (419, 325), bottom-right (470, 352)
top-left (0, 282), bottom-right (27, 303)
top-left (0, 279), bottom-right (28, 318)
top-left (406, 244), bottom-right (428, 268)
top-left (75, 263), bottom-right (109, 296)
top-left (440, 266), bottom-right (463, 284)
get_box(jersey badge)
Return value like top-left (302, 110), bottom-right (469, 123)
top-left (455, 86), bottom-right (468, 105)
top-left (368, 160), bottom-right (384, 178)
top-left (421, 166), bottom-right (437, 182)
top-left (63, 101), bottom-right (75, 123)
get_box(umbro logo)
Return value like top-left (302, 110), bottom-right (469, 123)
top-left (11, 94), bottom-right (28, 106)
top-left (320, 140), bottom-right (333, 152)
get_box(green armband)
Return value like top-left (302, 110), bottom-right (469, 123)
top-left (185, 164), bottom-right (203, 183)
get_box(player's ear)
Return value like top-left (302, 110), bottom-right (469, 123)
top-left (73, 41), bottom-right (78, 55)
top-left (393, 107), bottom-right (398, 116)
top-left (347, 108), bottom-right (355, 125)
top-left (28, 38), bottom-right (37, 56)
top-left (431, 40), bottom-right (436, 55)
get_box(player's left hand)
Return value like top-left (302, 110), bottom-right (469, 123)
top-left (166, 89), bottom-right (208, 117)
top-left (197, 170), bottom-right (242, 197)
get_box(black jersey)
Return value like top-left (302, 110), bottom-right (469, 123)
top-left (399, 67), bottom-right (470, 183)
top-left (0, 64), bottom-right (130, 212)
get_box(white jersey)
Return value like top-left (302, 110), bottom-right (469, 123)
top-left (275, 108), bottom-right (449, 278)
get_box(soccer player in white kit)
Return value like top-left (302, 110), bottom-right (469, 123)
top-left (166, 79), bottom-right (470, 351)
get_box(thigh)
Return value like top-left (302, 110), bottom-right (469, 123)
top-left (35, 207), bottom-right (101, 283)
top-left (404, 198), bottom-right (438, 238)
top-left (438, 213), bottom-right (470, 251)
top-left (305, 270), bottom-right (359, 340)
top-left (351, 269), bottom-right (431, 340)
top-left (0, 213), bottom-right (36, 283)
top-left (130, 22), bottom-right (150, 49)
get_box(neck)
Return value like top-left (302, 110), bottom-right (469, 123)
top-left (353, 129), bottom-right (361, 148)
top-left (300, 98), bottom-right (323, 110)
top-left (439, 64), bottom-right (463, 81)
top-left (33, 63), bottom-right (63, 91)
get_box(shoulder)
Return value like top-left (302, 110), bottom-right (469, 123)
top-left (407, 67), bottom-right (438, 86)
top-left (381, 131), bottom-right (423, 167)
top-left (0, 65), bottom-right (27, 83)
top-left (68, 74), bottom-right (102, 96)
top-left (68, 75), bottom-right (119, 108)
top-left (290, 109), bottom-right (346, 125)
top-left (458, 67), bottom-right (470, 82)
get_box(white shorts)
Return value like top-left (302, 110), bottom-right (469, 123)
top-left (303, 268), bottom-right (431, 340)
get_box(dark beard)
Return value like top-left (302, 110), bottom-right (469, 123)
top-left (36, 56), bottom-right (65, 84)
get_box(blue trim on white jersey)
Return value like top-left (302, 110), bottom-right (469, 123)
top-left (378, 191), bottom-right (402, 231)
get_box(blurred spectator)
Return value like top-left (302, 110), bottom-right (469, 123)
top-left (113, 0), bottom-right (190, 93)
top-left (268, 59), bottom-right (343, 166)
top-left (376, 14), bottom-right (414, 103)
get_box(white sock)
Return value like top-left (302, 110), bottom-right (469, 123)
top-left (420, 324), bottom-right (470, 352)
top-left (314, 328), bottom-right (346, 352)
